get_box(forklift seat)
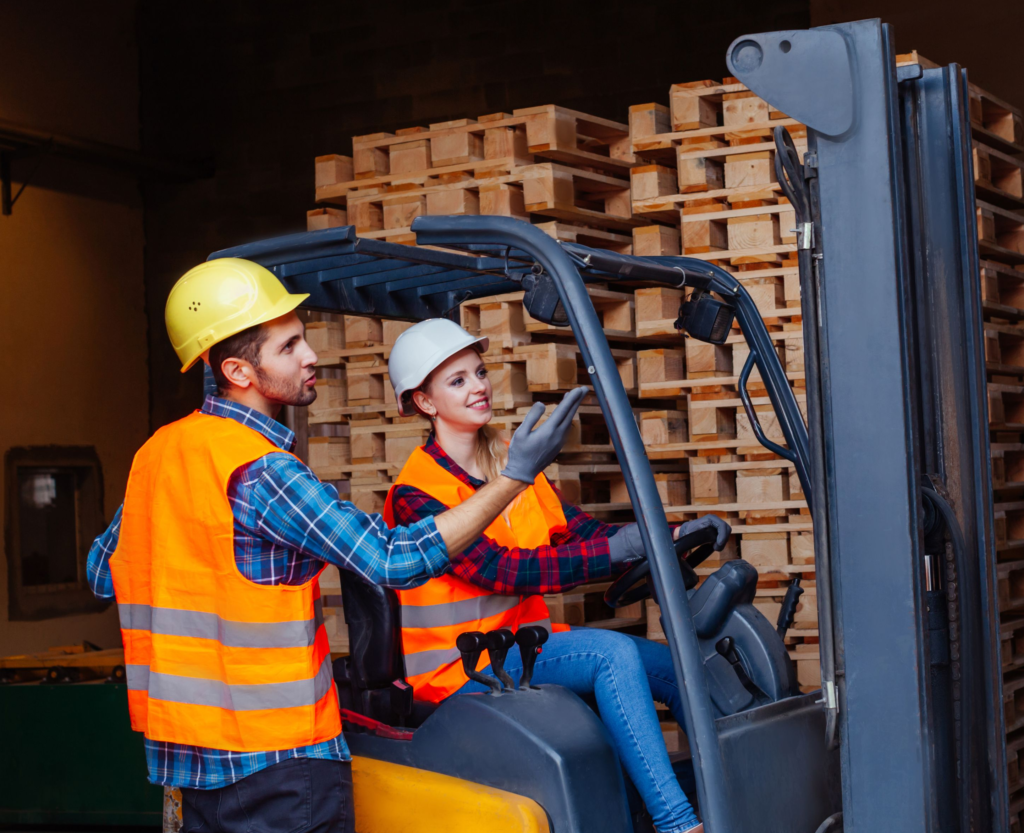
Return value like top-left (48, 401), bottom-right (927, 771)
top-left (333, 568), bottom-right (438, 727)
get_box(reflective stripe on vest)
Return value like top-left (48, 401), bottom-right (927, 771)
top-left (109, 412), bottom-right (342, 751)
top-left (124, 652), bottom-right (334, 711)
top-left (384, 445), bottom-right (570, 704)
top-left (117, 599), bottom-right (325, 649)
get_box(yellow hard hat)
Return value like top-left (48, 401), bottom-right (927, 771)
top-left (165, 258), bottom-right (309, 372)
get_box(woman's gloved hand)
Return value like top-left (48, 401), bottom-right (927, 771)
top-left (501, 387), bottom-right (588, 484)
top-left (674, 515), bottom-right (731, 551)
top-left (609, 523), bottom-right (646, 568)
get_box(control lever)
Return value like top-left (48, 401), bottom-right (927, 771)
top-left (515, 626), bottom-right (549, 690)
top-left (776, 576), bottom-right (804, 639)
top-left (716, 636), bottom-right (766, 701)
top-left (485, 629), bottom-right (517, 691)
top-left (455, 631), bottom-right (502, 694)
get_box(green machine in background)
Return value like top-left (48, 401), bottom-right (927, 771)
top-left (0, 682), bottom-right (162, 827)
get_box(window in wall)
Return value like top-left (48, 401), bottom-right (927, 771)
top-left (6, 446), bottom-right (109, 621)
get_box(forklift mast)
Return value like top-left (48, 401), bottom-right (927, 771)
top-left (727, 19), bottom-right (1006, 833)
top-left (211, 17), bottom-right (1007, 833)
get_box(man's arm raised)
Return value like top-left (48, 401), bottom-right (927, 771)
top-left (433, 387), bottom-right (588, 557)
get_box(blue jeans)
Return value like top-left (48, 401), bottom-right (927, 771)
top-left (455, 627), bottom-right (698, 833)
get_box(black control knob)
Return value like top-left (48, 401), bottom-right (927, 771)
top-left (515, 626), bottom-right (550, 690)
top-left (456, 630), bottom-right (502, 694)
top-left (485, 629), bottom-right (517, 691)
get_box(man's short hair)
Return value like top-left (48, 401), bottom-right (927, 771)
top-left (209, 324), bottom-right (270, 393)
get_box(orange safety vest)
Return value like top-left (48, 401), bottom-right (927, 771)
top-left (109, 411), bottom-right (341, 752)
top-left (383, 446), bottom-right (571, 703)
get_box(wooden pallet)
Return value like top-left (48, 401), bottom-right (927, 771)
top-left (546, 581), bottom-right (646, 631)
top-left (982, 260), bottom-right (1024, 321)
top-left (975, 142), bottom-right (1024, 210)
top-left (978, 200), bottom-right (1024, 265)
top-left (969, 82), bottom-right (1024, 156)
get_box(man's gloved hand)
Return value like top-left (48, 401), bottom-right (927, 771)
top-left (501, 387), bottom-right (588, 484)
top-left (674, 515), bottom-right (731, 551)
top-left (609, 523), bottom-right (646, 568)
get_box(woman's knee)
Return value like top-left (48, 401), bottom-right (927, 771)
top-left (577, 628), bottom-right (646, 673)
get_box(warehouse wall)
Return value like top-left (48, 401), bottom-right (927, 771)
top-left (811, 0), bottom-right (1024, 102)
top-left (0, 2), bottom-right (146, 654)
top-left (138, 0), bottom-right (810, 428)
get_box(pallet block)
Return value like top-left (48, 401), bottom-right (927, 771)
top-left (628, 102), bottom-right (673, 157)
top-left (306, 320), bottom-right (346, 353)
top-left (308, 437), bottom-right (351, 475)
top-left (352, 132), bottom-right (394, 180)
top-left (429, 118), bottom-right (485, 167)
top-left (635, 287), bottom-right (685, 338)
top-left (480, 112), bottom-right (534, 166)
top-left (480, 182), bottom-right (528, 219)
top-left (670, 79), bottom-right (726, 132)
top-left (638, 348), bottom-right (686, 398)
top-left (314, 154), bottom-right (355, 205)
top-left (307, 207), bottom-right (348, 231)
top-left (344, 315), bottom-right (384, 347)
top-left (640, 410), bottom-right (688, 446)
top-left (633, 224), bottom-right (681, 256)
top-left (309, 378), bottom-right (348, 424)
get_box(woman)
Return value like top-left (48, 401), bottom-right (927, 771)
top-left (384, 319), bottom-right (729, 833)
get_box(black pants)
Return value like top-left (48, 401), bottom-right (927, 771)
top-left (181, 758), bottom-right (355, 833)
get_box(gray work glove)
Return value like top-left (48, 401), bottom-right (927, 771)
top-left (609, 523), bottom-right (646, 567)
top-left (501, 387), bottom-right (587, 484)
top-left (675, 515), bottom-right (731, 551)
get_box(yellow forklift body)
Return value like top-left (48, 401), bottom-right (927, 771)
top-left (351, 756), bottom-right (550, 832)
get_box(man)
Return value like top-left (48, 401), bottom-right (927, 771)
top-left (87, 257), bottom-right (585, 833)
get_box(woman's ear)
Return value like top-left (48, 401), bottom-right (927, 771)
top-left (411, 389), bottom-right (436, 418)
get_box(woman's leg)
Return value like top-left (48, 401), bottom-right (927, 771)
top-left (617, 632), bottom-right (688, 733)
top-left (455, 629), bottom-right (700, 833)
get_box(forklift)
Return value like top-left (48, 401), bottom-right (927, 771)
top-left (210, 18), bottom-right (1007, 833)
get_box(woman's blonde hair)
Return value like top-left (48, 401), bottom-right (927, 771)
top-left (476, 423), bottom-right (509, 482)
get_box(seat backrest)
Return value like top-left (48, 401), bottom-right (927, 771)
top-left (340, 568), bottom-right (404, 688)
top-left (689, 559), bottom-right (759, 638)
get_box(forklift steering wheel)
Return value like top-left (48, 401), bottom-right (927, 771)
top-left (604, 525), bottom-right (721, 609)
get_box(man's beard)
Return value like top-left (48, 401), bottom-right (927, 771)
top-left (255, 366), bottom-right (317, 407)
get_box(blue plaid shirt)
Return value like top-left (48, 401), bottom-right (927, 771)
top-left (87, 395), bottom-right (449, 789)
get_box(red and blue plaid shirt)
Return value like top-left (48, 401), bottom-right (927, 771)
top-left (87, 395), bottom-right (449, 790)
top-left (389, 435), bottom-right (618, 594)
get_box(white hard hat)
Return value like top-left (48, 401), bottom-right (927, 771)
top-left (388, 319), bottom-right (489, 416)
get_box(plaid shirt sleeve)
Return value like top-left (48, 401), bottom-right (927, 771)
top-left (390, 483), bottom-right (612, 595)
top-left (551, 486), bottom-right (623, 545)
top-left (86, 504), bottom-right (122, 600)
top-left (249, 453), bottom-right (449, 590)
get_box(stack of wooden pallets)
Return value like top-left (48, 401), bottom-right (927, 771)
top-left (309, 106), bottom-right (643, 253)
top-left (963, 68), bottom-right (1024, 832)
top-left (625, 77), bottom-right (817, 689)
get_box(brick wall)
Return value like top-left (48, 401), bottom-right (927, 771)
top-left (138, 0), bottom-right (809, 429)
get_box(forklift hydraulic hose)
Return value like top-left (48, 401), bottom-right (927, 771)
top-left (922, 485), bottom-right (975, 833)
top-left (813, 811), bottom-right (843, 833)
top-left (774, 124), bottom-right (840, 750)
